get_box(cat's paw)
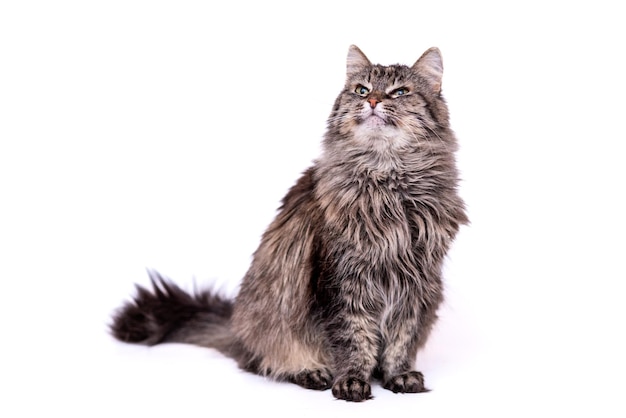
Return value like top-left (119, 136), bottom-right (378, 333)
top-left (331, 376), bottom-right (372, 402)
top-left (383, 371), bottom-right (428, 393)
top-left (291, 369), bottom-right (333, 391)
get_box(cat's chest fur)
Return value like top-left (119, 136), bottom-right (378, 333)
top-left (314, 153), bottom-right (431, 264)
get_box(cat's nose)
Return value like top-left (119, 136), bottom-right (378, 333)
top-left (368, 98), bottom-right (381, 108)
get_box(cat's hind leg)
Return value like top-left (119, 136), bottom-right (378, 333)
top-left (288, 369), bottom-right (333, 390)
top-left (253, 339), bottom-right (334, 391)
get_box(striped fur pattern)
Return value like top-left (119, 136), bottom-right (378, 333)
top-left (111, 45), bottom-right (468, 402)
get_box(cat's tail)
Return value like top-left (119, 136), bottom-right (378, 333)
top-left (110, 271), bottom-right (239, 357)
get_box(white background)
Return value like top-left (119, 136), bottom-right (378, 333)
top-left (1, 1), bottom-right (625, 416)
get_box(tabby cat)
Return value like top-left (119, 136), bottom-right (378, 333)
top-left (111, 45), bottom-right (468, 402)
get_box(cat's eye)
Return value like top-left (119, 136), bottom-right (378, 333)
top-left (355, 85), bottom-right (370, 96)
top-left (391, 87), bottom-right (409, 97)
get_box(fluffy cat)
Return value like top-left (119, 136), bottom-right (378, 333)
top-left (111, 45), bottom-right (468, 402)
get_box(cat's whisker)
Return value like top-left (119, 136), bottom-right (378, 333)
top-left (404, 111), bottom-right (451, 152)
top-left (392, 117), bottom-right (425, 148)
top-left (422, 123), bottom-right (452, 152)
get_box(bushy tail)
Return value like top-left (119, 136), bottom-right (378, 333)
top-left (110, 271), bottom-right (236, 355)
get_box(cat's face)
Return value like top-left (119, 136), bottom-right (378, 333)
top-left (327, 46), bottom-right (449, 151)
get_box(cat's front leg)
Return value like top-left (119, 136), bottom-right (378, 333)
top-left (326, 311), bottom-right (379, 402)
top-left (383, 370), bottom-right (427, 394)
top-left (379, 314), bottom-right (429, 394)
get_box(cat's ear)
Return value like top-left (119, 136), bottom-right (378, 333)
top-left (347, 45), bottom-right (371, 78)
top-left (412, 47), bottom-right (444, 94)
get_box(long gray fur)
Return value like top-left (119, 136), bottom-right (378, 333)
top-left (111, 45), bottom-right (468, 402)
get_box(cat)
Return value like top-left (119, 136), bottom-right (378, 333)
top-left (110, 45), bottom-right (468, 402)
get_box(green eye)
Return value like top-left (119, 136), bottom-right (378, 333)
top-left (355, 85), bottom-right (370, 96)
top-left (392, 87), bottom-right (409, 97)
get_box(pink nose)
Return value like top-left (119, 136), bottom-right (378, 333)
top-left (368, 98), bottom-right (380, 108)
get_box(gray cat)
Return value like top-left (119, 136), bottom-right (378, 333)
top-left (111, 45), bottom-right (468, 402)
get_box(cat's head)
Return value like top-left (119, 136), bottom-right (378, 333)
top-left (326, 46), bottom-right (451, 151)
